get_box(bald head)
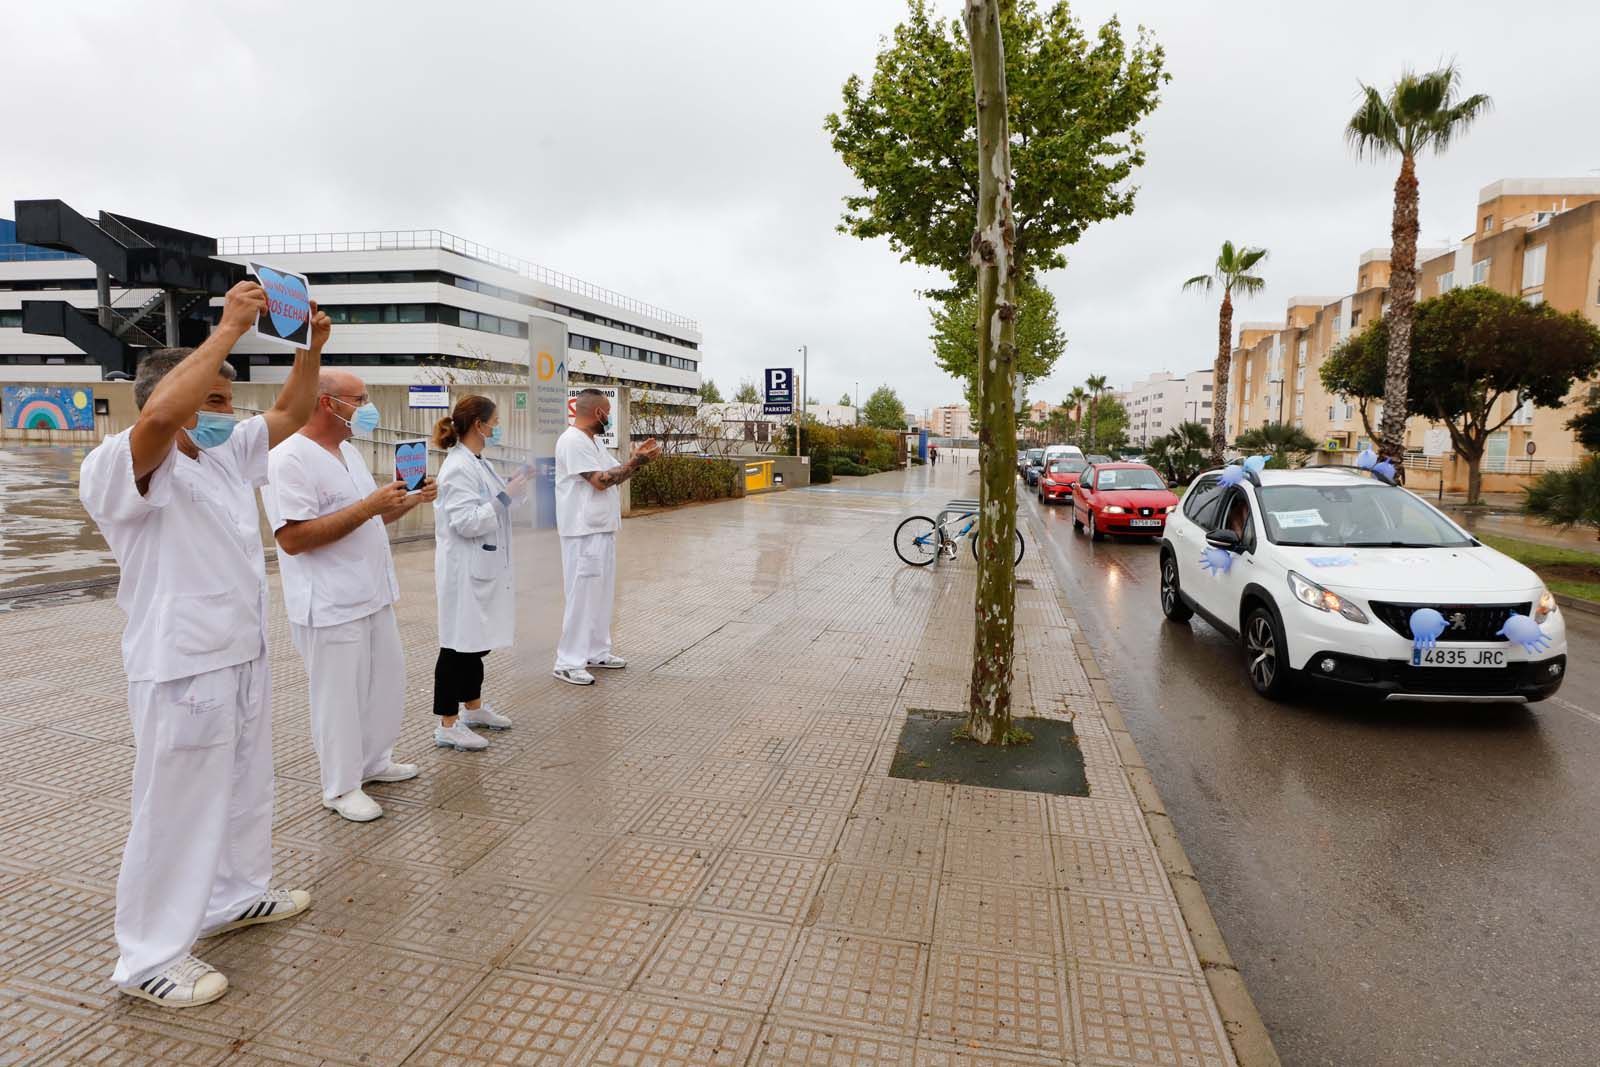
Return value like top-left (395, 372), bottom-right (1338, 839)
top-left (307, 368), bottom-right (369, 442)
top-left (573, 388), bottom-right (611, 436)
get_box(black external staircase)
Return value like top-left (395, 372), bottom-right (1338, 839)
top-left (14, 200), bottom-right (247, 378)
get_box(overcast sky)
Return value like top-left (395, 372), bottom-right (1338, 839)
top-left (4, 0), bottom-right (1597, 414)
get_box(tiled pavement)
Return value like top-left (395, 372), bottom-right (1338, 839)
top-left (0, 463), bottom-right (1236, 1066)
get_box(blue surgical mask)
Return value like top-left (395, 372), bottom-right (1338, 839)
top-left (486, 424), bottom-right (503, 446)
top-left (332, 398), bottom-right (380, 437)
top-left (187, 411), bottom-right (239, 450)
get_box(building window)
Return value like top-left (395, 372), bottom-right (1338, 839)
top-left (1333, 314), bottom-right (1344, 339)
top-left (1472, 258), bottom-right (1490, 285)
top-left (458, 310), bottom-right (478, 331)
top-left (1295, 367), bottom-right (1305, 389)
top-left (1483, 214), bottom-right (1494, 234)
top-left (1202, 383), bottom-right (1213, 392)
top-left (1346, 403), bottom-right (1354, 419)
top-left (1297, 340), bottom-right (1307, 365)
top-left (1294, 395), bottom-right (1304, 416)
top-left (1511, 396), bottom-right (1534, 425)
top-left (0, 311), bottom-right (20, 328)
top-left (1359, 271), bottom-right (1368, 290)
top-left (1351, 309), bottom-right (1362, 329)
top-left (1525, 292), bottom-right (1544, 307)
top-left (1243, 405), bottom-right (1251, 423)
top-left (1328, 404), bottom-right (1335, 420)
top-left (1522, 244), bottom-right (1547, 290)
top-left (1438, 270), bottom-right (1454, 294)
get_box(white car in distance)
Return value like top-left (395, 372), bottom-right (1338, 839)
top-left (1159, 466), bottom-right (1566, 703)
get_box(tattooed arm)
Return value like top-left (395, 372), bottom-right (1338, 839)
top-left (582, 438), bottom-right (661, 490)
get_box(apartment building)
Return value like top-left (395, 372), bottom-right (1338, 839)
top-left (929, 403), bottom-right (973, 439)
top-left (1224, 177), bottom-right (1600, 478)
top-left (1123, 369), bottom-right (1214, 446)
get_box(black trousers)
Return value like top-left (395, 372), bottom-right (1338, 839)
top-left (433, 647), bottom-right (489, 716)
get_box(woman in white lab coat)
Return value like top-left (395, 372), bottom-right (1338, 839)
top-left (430, 395), bottom-right (526, 751)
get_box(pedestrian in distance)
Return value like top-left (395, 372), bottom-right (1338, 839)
top-left (263, 369), bottom-right (436, 823)
top-left (78, 281), bottom-right (326, 1008)
top-left (431, 395), bottom-right (528, 750)
top-left (930, 443), bottom-right (939, 465)
top-left (552, 388), bottom-right (660, 685)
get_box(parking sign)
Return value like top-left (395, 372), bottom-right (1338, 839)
top-left (764, 367), bottom-right (794, 415)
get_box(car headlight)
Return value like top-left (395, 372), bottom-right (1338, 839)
top-left (1165, 505), bottom-right (1177, 513)
top-left (1535, 588), bottom-right (1557, 622)
top-left (1104, 506), bottom-right (1126, 514)
top-left (1287, 570), bottom-right (1369, 624)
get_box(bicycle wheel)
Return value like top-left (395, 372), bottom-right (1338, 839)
top-left (970, 526), bottom-right (1026, 566)
top-left (894, 515), bottom-right (941, 567)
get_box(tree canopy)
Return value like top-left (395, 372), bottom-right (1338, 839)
top-left (699, 380), bottom-right (724, 404)
top-left (1234, 421), bottom-right (1317, 467)
top-left (838, 391), bottom-right (854, 407)
top-left (931, 275), bottom-right (1067, 410)
top-left (826, 0), bottom-right (1167, 299)
top-left (1322, 287), bottom-right (1600, 498)
top-left (732, 380), bottom-right (761, 404)
top-left (862, 385), bottom-right (909, 430)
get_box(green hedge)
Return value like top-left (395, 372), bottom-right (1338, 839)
top-left (830, 459), bottom-right (873, 476)
top-left (632, 455), bottom-right (743, 508)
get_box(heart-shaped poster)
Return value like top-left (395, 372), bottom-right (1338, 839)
top-left (250, 261), bottom-right (311, 346)
top-left (395, 441), bottom-right (428, 491)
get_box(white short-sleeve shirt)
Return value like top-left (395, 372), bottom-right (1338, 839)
top-left (262, 433), bottom-right (399, 628)
top-left (79, 415), bottom-right (271, 684)
top-left (554, 425), bottom-right (621, 537)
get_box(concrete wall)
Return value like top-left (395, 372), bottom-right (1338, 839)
top-left (1, 379), bottom-right (647, 540)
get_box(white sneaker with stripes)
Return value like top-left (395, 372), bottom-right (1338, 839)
top-left (201, 887), bottom-right (312, 937)
top-left (119, 954), bottom-right (228, 1008)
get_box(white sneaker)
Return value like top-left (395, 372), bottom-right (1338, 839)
top-left (461, 702), bottom-right (512, 730)
top-left (435, 721), bottom-right (489, 751)
top-left (553, 667), bottom-right (596, 686)
top-left (365, 762), bottom-right (420, 783)
top-left (119, 954), bottom-right (228, 1008)
top-left (587, 654), bottom-right (627, 670)
top-left (323, 788), bottom-right (383, 822)
top-left (202, 888), bottom-right (311, 937)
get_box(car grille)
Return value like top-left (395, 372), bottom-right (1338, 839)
top-left (1368, 601), bottom-right (1531, 643)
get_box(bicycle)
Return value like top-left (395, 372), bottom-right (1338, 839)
top-left (894, 507), bottom-right (1026, 567)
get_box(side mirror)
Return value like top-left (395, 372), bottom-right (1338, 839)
top-left (1205, 529), bottom-right (1242, 551)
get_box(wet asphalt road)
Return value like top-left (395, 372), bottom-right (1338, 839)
top-left (1023, 487), bottom-right (1600, 1067)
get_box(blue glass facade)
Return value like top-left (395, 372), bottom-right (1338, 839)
top-left (0, 219), bottom-right (81, 261)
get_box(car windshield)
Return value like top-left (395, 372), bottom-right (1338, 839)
top-left (1048, 459), bottom-right (1086, 474)
top-left (1027, 449), bottom-right (1044, 462)
top-left (1257, 484), bottom-right (1474, 547)
top-left (1096, 468), bottom-right (1165, 490)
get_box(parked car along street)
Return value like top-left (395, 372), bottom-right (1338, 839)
top-left (1071, 462), bottom-right (1179, 540)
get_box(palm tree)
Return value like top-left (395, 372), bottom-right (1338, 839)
top-left (1184, 242), bottom-right (1268, 464)
top-left (1234, 421), bottom-right (1318, 467)
top-left (1347, 65), bottom-right (1491, 480)
top-left (1085, 375), bottom-right (1108, 451)
top-left (1066, 386), bottom-right (1088, 442)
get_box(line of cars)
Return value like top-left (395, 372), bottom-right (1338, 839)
top-left (1017, 445), bottom-right (1566, 704)
top-left (1019, 445), bottom-right (1180, 541)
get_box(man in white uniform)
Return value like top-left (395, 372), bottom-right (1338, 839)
top-left (264, 369), bottom-right (436, 822)
top-left (552, 389), bottom-right (659, 685)
top-left (79, 281), bottom-right (327, 1008)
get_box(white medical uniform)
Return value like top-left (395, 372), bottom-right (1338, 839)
top-left (434, 444), bottom-right (516, 653)
top-left (78, 416), bottom-right (274, 988)
top-left (262, 435), bottom-right (404, 802)
top-left (553, 425), bottom-right (621, 671)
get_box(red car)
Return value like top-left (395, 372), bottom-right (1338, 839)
top-left (1071, 462), bottom-right (1179, 540)
top-left (1037, 458), bottom-right (1086, 504)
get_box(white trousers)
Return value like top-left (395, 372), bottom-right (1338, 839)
top-left (113, 655), bottom-right (273, 987)
top-left (555, 532), bottom-right (616, 670)
top-left (289, 605), bottom-right (405, 802)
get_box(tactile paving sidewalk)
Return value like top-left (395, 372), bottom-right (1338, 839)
top-left (0, 463), bottom-right (1234, 1066)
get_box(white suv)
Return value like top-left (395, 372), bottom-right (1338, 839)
top-left (1159, 466), bottom-right (1567, 703)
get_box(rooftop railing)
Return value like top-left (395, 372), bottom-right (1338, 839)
top-left (217, 229), bottom-right (699, 332)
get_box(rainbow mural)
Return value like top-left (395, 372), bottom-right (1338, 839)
top-left (2, 386), bottom-right (95, 431)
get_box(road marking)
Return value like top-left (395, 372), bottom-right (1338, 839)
top-left (1548, 695), bottom-right (1600, 726)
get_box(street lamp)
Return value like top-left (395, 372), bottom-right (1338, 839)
top-left (855, 381), bottom-right (860, 425)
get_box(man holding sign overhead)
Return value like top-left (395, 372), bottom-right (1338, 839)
top-left (262, 369), bottom-right (435, 823)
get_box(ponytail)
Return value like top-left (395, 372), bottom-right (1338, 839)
top-left (432, 394), bottom-right (496, 449)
